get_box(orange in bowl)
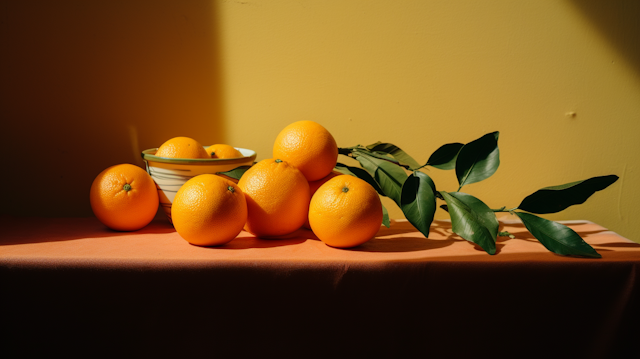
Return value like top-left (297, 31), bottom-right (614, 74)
top-left (206, 144), bottom-right (244, 159)
top-left (142, 141), bottom-right (256, 223)
top-left (156, 137), bottom-right (210, 159)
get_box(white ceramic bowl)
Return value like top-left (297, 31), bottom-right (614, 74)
top-left (141, 147), bottom-right (256, 223)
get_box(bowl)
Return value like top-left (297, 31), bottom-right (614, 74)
top-left (141, 147), bottom-right (256, 223)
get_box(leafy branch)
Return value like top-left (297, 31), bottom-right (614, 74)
top-left (335, 132), bottom-right (619, 258)
top-left (218, 132), bottom-right (618, 257)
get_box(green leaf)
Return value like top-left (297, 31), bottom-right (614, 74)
top-left (334, 163), bottom-right (385, 196)
top-left (381, 204), bottom-right (391, 228)
top-left (426, 143), bottom-right (464, 170)
top-left (440, 191), bottom-right (497, 255)
top-left (515, 212), bottom-right (601, 258)
top-left (450, 192), bottom-right (499, 240)
top-left (400, 171), bottom-right (437, 238)
top-left (366, 142), bottom-right (422, 170)
top-left (216, 166), bottom-right (252, 180)
top-left (456, 132), bottom-right (500, 189)
top-left (357, 149), bottom-right (401, 165)
top-left (356, 153), bottom-right (408, 206)
top-left (518, 175), bottom-right (619, 214)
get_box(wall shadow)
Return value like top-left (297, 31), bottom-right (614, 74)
top-left (0, 0), bottom-right (225, 217)
top-left (568, 0), bottom-right (640, 76)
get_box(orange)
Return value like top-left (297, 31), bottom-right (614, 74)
top-left (273, 120), bottom-right (338, 181)
top-left (155, 136), bottom-right (209, 159)
top-left (238, 158), bottom-right (310, 238)
top-left (206, 144), bottom-right (243, 159)
top-left (90, 163), bottom-right (159, 231)
top-left (303, 170), bottom-right (341, 229)
top-left (171, 174), bottom-right (247, 246)
top-left (309, 175), bottom-right (383, 248)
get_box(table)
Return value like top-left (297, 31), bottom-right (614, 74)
top-left (2, 215), bottom-right (639, 358)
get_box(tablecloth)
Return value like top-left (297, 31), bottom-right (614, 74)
top-left (1, 215), bottom-right (639, 358)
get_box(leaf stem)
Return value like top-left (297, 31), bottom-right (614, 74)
top-left (491, 207), bottom-right (518, 212)
top-left (498, 231), bottom-right (516, 239)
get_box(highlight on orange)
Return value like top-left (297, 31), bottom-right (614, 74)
top-left (238, 158), bottom-right (310, 238)
top-left (206, 144), bottom-right (244, 159)
top-left (155, 136), bottom-right (209, 159)
top-left (309, 175), bottom-right (383, 248)
top-left (303, 170), bottom-right (341, 229)
top-left (272, 120), bottom-right (338, 182)
top-left (171, 174), bottom-right (247, 246)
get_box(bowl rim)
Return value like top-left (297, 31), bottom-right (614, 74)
top-left (141, 147), bottom-right (256, 165)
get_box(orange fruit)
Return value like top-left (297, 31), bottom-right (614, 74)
top-left (238, 158), bottom-right (310, 238)
top-left (309, 175), bottom-right (383, 248)
top-left (206, 144), bottom-right (243, 159)
top-left (155, 136), bottom-right (209, 159)
top-left (303, 170), bottom-right (341, 229)
top-left (171, 174), bottom-right (247, 246)
top-left (90, 164), bottom-right (159, 231)
top-left (273, 120), bottom-right (338, 181)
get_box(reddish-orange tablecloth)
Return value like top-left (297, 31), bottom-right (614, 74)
top-left (2, 215), bottom-right (639, 358)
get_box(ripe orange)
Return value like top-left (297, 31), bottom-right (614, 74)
top-left (309, 175), bottom-right (383, 248)
top-left (90, 163), bottom-right (159, 231)
top-left (206, 144), bottom-right (243, 159)
top-left (171, 174), bottom-right (247, 246)
top-left (272, 120), bottom-right (338, 181)
top-left (303, 170), bottom-right (341, 229)
top-left (155, 136), bottom-right (209, 159)
top-left (238, 158), bottom-right (310, 238)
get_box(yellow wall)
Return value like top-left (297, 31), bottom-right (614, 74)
top-left (2, 1), bottom-right (639, 242)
